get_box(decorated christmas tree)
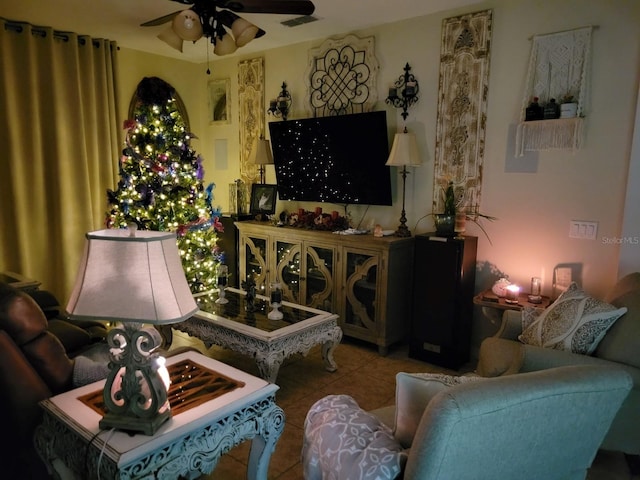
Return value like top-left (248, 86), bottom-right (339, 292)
top-left (106, 77), bottom-right (223, 294)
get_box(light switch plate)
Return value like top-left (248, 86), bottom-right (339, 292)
top-left (569, 220), bottom-right (598, 240)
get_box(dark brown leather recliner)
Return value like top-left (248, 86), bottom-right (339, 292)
top-left (0, 282), bottom-right (90, 478)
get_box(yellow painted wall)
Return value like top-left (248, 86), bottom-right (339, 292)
top-left (116, 0), bottom-right (640, 346)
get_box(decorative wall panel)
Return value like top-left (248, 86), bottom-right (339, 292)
top-left (433, 10), bottom-right (492, 218)
top-left (238, 57), bottom-right (264, 186)
top-left (306, 34), bottom-right (378, 117)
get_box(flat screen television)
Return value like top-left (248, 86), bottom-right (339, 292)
top-left (268, 111), bottom-right (392, 206)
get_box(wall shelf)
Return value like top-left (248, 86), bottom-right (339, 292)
top-left (515, 117), bottom-right (584, 156)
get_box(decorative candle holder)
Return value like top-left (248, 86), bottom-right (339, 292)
top-left (385, 63), bottom-right (419, 120)
top-left (528, 276), bottom-right (542, 304)
top-left (267, 82), bottom-right (292, 121)
top-left (505, 284), bottom-right (520, 305)
top-left (268, 282), bottom-right (283, 320)
top-left (215, 264), bottom-right (229, 304)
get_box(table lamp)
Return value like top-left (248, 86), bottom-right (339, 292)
top-left (66, 226), bottom-right (198, 435)
top-left (250, 136), bottom-right (274, 184)
top-left (385, 127), bottom-right (422, 237)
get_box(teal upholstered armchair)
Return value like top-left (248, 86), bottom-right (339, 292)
top-left (477, 272), bottom-right (640, 456)
top-left (303, 365), bottom-right (631, 480)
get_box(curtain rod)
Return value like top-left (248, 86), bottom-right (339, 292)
top-left (2, 18), bottom-right (115, 47)
top-left (528, 24), bottom-right (599, 41)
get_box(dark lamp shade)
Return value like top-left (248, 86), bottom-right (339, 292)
top-left (386, 130), bottom-right (422, 167)
top-left (66, 229), bottom-right (197, 325)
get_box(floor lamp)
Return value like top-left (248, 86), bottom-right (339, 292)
top-left (385, 127), bottom-right (422, 237)
top-left (250, 136), bottom-right (274, 184)
top-left (66, 226), bottom-right (198, 435)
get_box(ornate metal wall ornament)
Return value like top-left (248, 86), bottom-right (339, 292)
top-left (385, 63), bottom-right (420, 120)
top-left (306, 34), bottom-right (379, 117)
top-left (238, 57), bottom-right (265, 187)
top-left (433, 10), bottom-right (493, 219)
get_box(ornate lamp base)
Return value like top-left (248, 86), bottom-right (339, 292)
top-left (99, 409), bottom-right (171, 436)
top-left (101, 323), bottom-right (172, 436)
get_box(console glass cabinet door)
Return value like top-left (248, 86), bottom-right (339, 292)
top-left (410, 234), bottom-right (477, 369)
top-left (274, 240), bottom-right (336, 311)
top-left (240, 234), bottom-right (269, 291)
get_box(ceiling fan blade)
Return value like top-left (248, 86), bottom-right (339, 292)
top-left (215, 0), bottom-right (315, 15)
top-left (141, 10), bottom-right (184, 27)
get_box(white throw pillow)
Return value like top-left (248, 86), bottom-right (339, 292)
top-left (518, 282), bottom-right (627, 355)
top-left (394, 372), bottom-right (483, 448)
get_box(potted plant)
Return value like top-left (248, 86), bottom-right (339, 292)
top-left (430, 181), bottom-right (497, 243)
top-left (560, 94), bottom-right (578, 118)
top-left (433, 182), bottom-right (457, 235)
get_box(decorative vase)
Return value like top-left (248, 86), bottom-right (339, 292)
top-left (560, 102), bottom-right (578, 118)
top-left (434, 214), bottom-right (455, 236)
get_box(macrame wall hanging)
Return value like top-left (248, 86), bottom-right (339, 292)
top-left (515, 26), bottom-right (593, 156)
top-left (238, 57), bottom-right (265, 186)
top-left (432, 9), bottom-right (493, 218)
top-left (305, 34), bottom-right (379, 117)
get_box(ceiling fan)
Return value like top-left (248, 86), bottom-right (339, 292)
top-left (142, 0), bottom-right (316, 56)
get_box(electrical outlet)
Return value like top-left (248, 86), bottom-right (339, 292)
top-left (569, 220), bottom-right (598, 240)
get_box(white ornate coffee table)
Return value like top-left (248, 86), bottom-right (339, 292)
top-left (171, 288), bottom-right (342, 383)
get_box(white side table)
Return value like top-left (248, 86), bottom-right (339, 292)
top-left (34, 351), bottom-right (284, 479)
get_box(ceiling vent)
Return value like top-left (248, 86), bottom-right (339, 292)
top-left (281, 15), bottom-right (318, 27)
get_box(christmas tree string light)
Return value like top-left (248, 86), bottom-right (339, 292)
top-left (106, 78), bottom-right (224, 293)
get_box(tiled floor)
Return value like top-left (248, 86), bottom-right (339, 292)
top-left (167, 330), bottom-right (638, 480)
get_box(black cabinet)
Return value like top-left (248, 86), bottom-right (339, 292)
top-left (410, 234), bottom-right (477, 369)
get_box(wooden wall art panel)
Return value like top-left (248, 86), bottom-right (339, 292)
top-left (238, 57), bottom-right (265, 187)
top-left (433, 10), bottom-right (492, 218)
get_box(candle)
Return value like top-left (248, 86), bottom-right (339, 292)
top-left (217, 265), bottom-right (228, 287)
top-left (270, 283), bottom-right (282, 305)
top-left (388, 87), bottom-right (397, 98)
top-left (505, 284), bottom-right (520, 304)
top-left (405, 81), bottom-right (416, 96)
top-left (331, 210), bottom-right (339, 220)
top-left (269, 99), bottom-right (277, 109)
top-left (531, 277), bottom-right (541, 296)
top-left (315, 207), bottom-right (322, 216)
top-left (528, 277), bottom-right (543, 303)
top-left (298, 208), bottom-right (305, 217)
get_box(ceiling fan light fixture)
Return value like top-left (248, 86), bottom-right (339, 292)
top-left (214, 31), bottom-right (238, 56)
top-left (172, 10), bottom-right (203, 41)
top-left (231, 17), bottom-right (259, 47)
top-left (157, 27), bottom-right (184, 52)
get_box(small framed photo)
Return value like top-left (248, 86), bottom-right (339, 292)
top-left (250, 184), bottom-right (277, 215)
top-left (208, 78), bottom-right (231, 124)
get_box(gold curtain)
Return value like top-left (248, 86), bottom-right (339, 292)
top-left (0, 19), bottom-right (120, 301)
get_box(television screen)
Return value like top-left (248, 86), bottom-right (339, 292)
top-left (268, 111), bottom-right (392, 206)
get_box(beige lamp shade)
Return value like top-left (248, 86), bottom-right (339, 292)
top-left (386, 129), bottom-right (421, 167)
top-left (231, 17), bottom-right (259, 47)
top-left (66, 228), bottom-right (198, 325)
top-left (214, 30), bottom-right (238, 56)
top-left (172, 10), bottom-right (203, 42)
top-left (158, 27), bottom-right (184, 52)
top-left (250, 137), bottom-right (274, 165)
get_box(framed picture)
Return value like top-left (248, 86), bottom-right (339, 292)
top-left (250, 184), bottom-right (277, 215)
top-left (208, 78), bottom-right (231, 124)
